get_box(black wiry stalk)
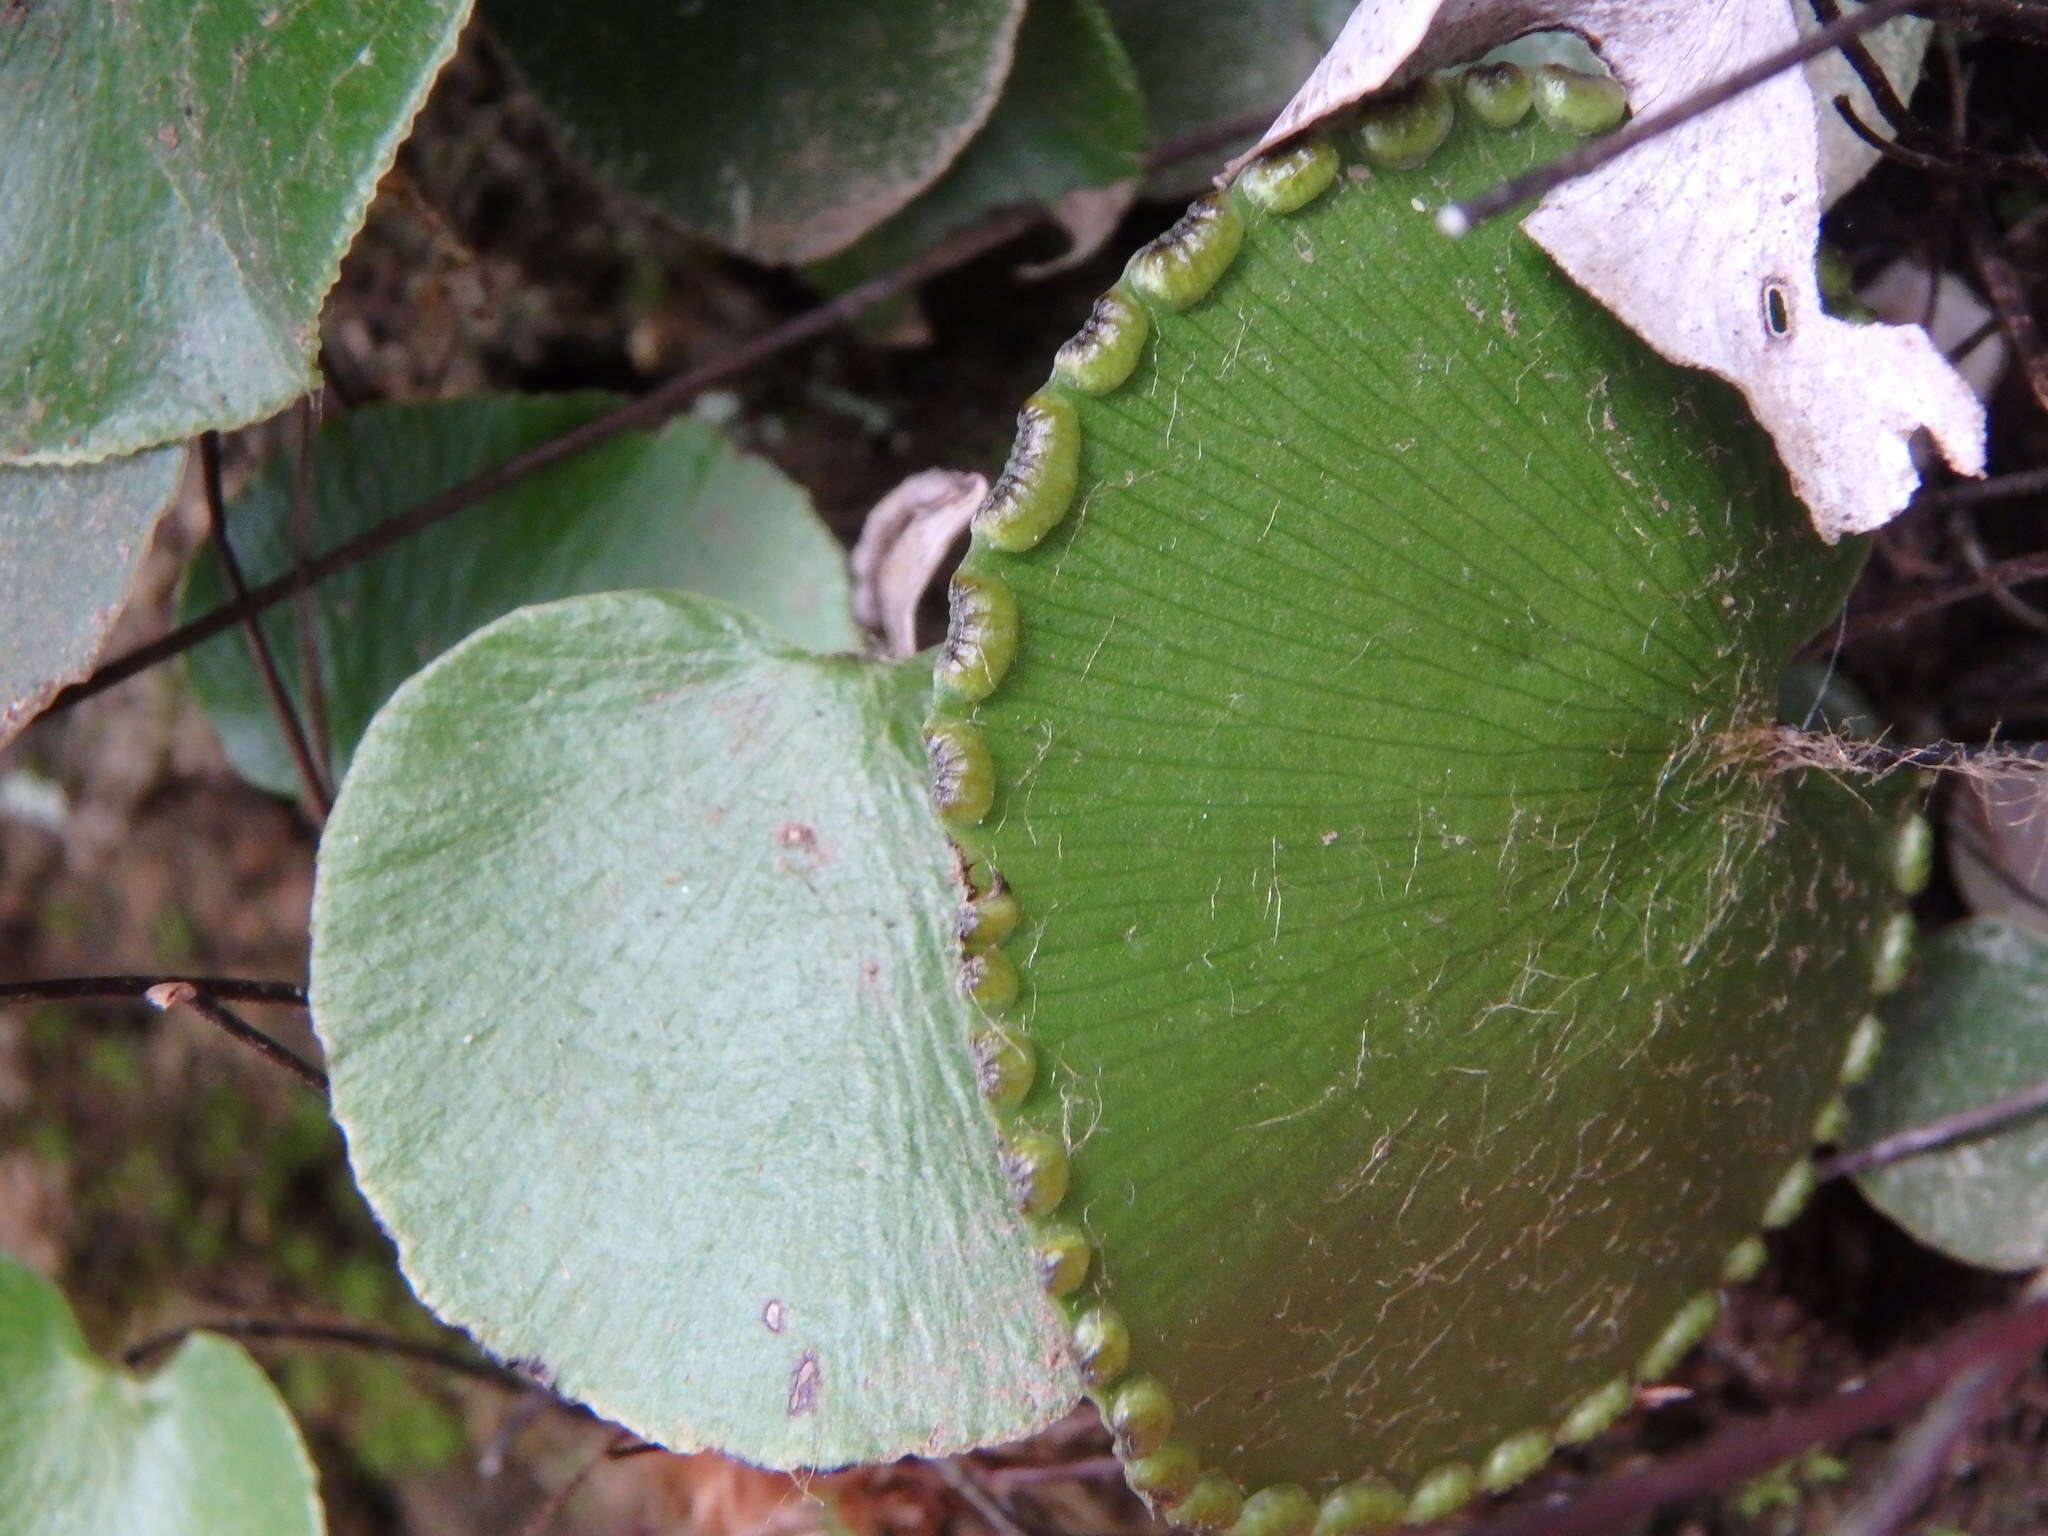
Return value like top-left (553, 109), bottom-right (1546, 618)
top-left (1818, 1073), bottom-right (2048, 1182)
top-left (143, 981), bottom-right (328, 1093)
top-left (44, 207), bottom-right (1044, 714)
top-left (122, 1316), bottom-right (522, 1387)
top-left (199, 430), bottom-right (333, 822)
top-left (0, 975), bottom-right (306, 1007)
top-left (290, 396), bottom-right (335, 779)
top-left (1440, 0), bottom-right (1932, 235)
top-left (43, 113), bottom-right (1292, 718)
top-left (3, 973), bottom-right (329, 1093)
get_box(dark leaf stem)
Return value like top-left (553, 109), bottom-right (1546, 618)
top-left (1441, 0), bottom-right (1932, 234)
top-left (145, 981), bottom-right (329, 1093)
top-left (0, 974), bottom-right (306, 1007)
top-left (0, 974), bottom-right (324, 1091)
top-left (1818, 1073), bottom-right (2048, 1183)
top-left (200, 431), bottom-right (333, 822)
top-left (45, 207), bottom-right (1042, 715)
top-left (1439, 1293), bottom-right (2048, 1536)
top-left (122, 1316), bottom-right (523, 1388)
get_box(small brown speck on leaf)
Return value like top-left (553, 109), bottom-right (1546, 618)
top-left (761, 1299), bottom-right (784, 1334)
top-left (787, 1350), bottom-right (821, 1417)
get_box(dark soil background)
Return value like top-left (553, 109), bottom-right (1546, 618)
top-left (3, 19), bottom-right (2047, 1536)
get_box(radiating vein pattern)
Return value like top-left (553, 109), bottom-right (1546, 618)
top-left (936, 99), bottom-right (1918, 1504)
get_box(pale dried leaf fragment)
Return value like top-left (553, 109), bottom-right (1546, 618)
top-left (1245, 0), bottom-right (1985, 542)
top-left (850, 469), bottom-right (988, 657)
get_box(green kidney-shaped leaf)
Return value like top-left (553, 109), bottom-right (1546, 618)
top-left (1104, 0), bottom-right (1345, 193)
top-left (0, 1256), bottom-right (323, 1536)
top-left (0, 0), bottom-right (468, 464)
top-left (486, 0), bottom-right (1027, 264)
top-left (812, 0), bottom-right (1145, 284)
top-left (1854, 919), bottom-right (2048, 1272)
top-left (310, 591), bottom-right (1076, 1468)
top-left (183, 395), bottom-right (859, 799)
top-left (1, 450), bottom-right (183, 749)
top-left (939, 99), bottom-right (1916, 1505)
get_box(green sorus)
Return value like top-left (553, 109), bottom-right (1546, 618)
top-left (1031, 1221), bottom-right (1090, 1296)
top-left (1531, 62), bottom-right (1629, 135)
top-left (1125, 1438), bottom-right (1201, 1503)
top-left (1071, 1303), bottom-right (1132, 1387)
top-left (1233, 1483), bottom-right (1317, 1536)
top-left (1480, 1428), bottom-right (1554, 1493)
top-left (975, 392), bottom-right (1081, 554)
top-left (1169, 1473), bottom-right (1247, 1532)
top-left (959, 947), bottom-right (1019, 1012)
top-left (1237, 139), bottom-right (1340, 216)
top-left (970, 1026), bottom-right (1034, 1108)
top-left (958, 875), bottom-right (1021, 951)
top-left (1870, 911), bottom-right (1917, 994)
top-left (1637, 1292), bottom-right (1721, 1380)
top-left (1891, 812), bottom-right (1934, 895)
top-left (1313, 1479), bottom-right (1406, 1536)
top-left (1127, 194), bottom-right (1245, 311)
top-left (936, 568), bottom-right (1019, 703)
top-left (1720, 1235), bottom-right (1769, 1285)
top-left (1555, 1376), bottom-right (1634, 1446)
top-left (1355, 75), bottom-right (1453, 169)
top-left (1055, 289), bottom-right (1150, 396)
top-left (998, 1128), bottom-right (1068, 1218)
top-left (1761, 1159), bottom-right (1819, 1231)
top-left (1840, 1013), bottom-right (1886, 1085)
top-left (1459, 62), bottom-right (1533, 128)
top-left (923, 719), bottom-right (993, 829)
top-left (1405, 1464), bottom-right (1477, 1524)
top-left (1105, 1372), bottom-right (1175, 1454)
top-left (947, 96), bottom-right (1913, 1497)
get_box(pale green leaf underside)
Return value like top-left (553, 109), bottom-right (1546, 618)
top-left (0, 0), bottom-right (468, 464)
top-left (0, 450), bottom-right (183, 748)
top-left (0, 1257), bottom-right (322, 1536)
top-left (1855, 919), bottom-right (2048, 1272)
top-left (950, 111), bottom-right (1908, 1489)
top-left (182, 395), bottom-right (859, 799)
top-left (485, 0), bottom-right (1027, 264)
top-left (310, 592), bottom-right (1076, 1468)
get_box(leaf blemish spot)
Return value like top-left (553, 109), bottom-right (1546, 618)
top-left (787, 1350), bottom-right (821, 1416)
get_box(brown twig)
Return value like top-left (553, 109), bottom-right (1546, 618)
top-left (290, 396), bottom-right (334, 777)
top-left (122, 1315), bottom-right (523, 1387)
top-left (199, 431), bottom-right (333, 822)
top-left (1972, 204), bottom-right (2048, 419)
top-left (932, 1458), bottom-right (1044, 1536)
top-left (1817, 1072), bottom-right (2048, 1182)
top-left (512, 1432), bottom-right (660, 1536)
top-left (1831, 1267), bottom-right (2048, 1536)
top-left (1439, 0), bottom-right (1932, 235)
top-left (0, 974), bottom-right (306, 1007)
top-left (1830, 96), bottom-right (2047, 181)
top-left (141, 980), bottom-right (328, 1092)
top-left (979, 1455), bottom-right (1126, 1493)
top-left (46, 206), bottom-right (1044, 714)
top-left (1811, 0), bottom-right (1916, 128)
top-left (1438, 1294), bottom-right (2048, 1536)
top-left (1827, 533), bottom-right (2048, 646)
top-left (44, 101), bottom-right (1296, 720)
top-left (1830, 1356), bottom-right (2014, 1536)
